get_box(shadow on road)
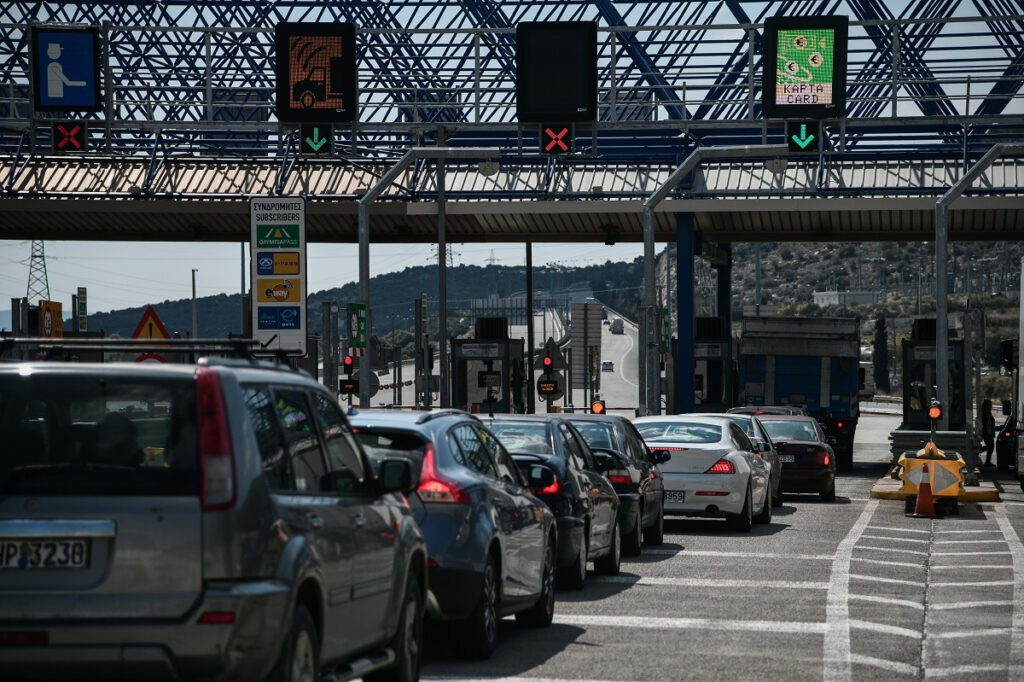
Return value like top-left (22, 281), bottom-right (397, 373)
top-left (424, 620), bottom-right (586, 675)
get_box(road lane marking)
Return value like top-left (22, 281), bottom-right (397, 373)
top-left (850, 556), bottom-right (922, 568)
top-left (847, 573), bottom-right (921, 585)
top-left (929, 627), bottom-right (1012, 638)
top-left (933, 529), bottom-right (1001, 534)
top-left (849, 594), bottom-right (924, 610)
top-left (861, 534), bottom-right (929, 544)
top-left (849, 619), bottom-right (920, 638)
top-left (930, 564), bottom-right (1011, 570)
top-left (929, 580), bottom-right (1014, 586)
top-left (924, 664), bottom-right (1011, 678)
top-left (933, 539), bottom-right (1009, 544)
top-left (930, 600), bottom-right (1015, 610)
top-left (931, 551), bottom-right (1010, 556)
top-left (856, 545), bottom-right (929, 556)
top-left (995, 511), bottom-right (1024, 676)
top-left (824, 498), bottom-right (878, 682)
top-left (553, 613), bottom-right (826, 634)
top-left (589, 575), bottom-right (827, 589)
top-left (866, 525), bottom-right (930, 534)
top-left (643, 548), bottom-right (831, 561)
top-left (849, 654), bottom-right (918, 676)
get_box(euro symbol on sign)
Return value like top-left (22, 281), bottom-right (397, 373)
top-left (545, 127), bottom-right (569, 152)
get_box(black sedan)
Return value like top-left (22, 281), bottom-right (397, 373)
top-left (568, 413), bottom-right (669, 555)
top-left (996, 415), bottom-right (1017, 471)
top-left (757, 414), bottom-right (837, 502)
top-left (482, 415), bottom-right (621, 590)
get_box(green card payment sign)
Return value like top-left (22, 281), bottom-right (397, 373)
top-left (775, 28), bottom-right (835, 107)
top-left (257, 225), bottom-right (300, 248)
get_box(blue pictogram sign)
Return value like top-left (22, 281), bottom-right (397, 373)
top-left (31, 26), bottom-right (102, 112)
top-left (258, 306), bottom-right (302, 330)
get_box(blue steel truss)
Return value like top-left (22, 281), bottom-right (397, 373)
top-left (1, 1), bottom-right (1023, 194)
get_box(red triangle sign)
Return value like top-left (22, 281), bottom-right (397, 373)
top-left (131, 306), bottom-right (171, 340)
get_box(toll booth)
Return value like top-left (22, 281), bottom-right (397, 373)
top-left (694, 316), bottom-right (734, 412)
top-left (901, 320), bottom-right (968, 431)
top-left (451, 318), bottom-right (526, 414)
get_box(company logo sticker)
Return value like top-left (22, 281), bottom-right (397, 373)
top-left (258, 306), bottom-right (302, 330)
top-left (257, 278), bottom-right (298, 303)
top-left (256, 225), bottom-right (300, 248)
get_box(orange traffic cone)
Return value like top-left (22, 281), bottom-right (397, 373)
top-left (908, 462), bottom-right (941, 518)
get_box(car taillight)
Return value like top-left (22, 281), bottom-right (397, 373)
top-left (417, 443), bottom-right (468, 504)
top-left (606, 469), bottom-right (631, 485)
top-left (197, 367), bottom-right (235, 511)
top-left (704, 459), bottom-right (736, 474)
top-left (198, 611), bottom-right (235, 625)
top-left (535, 478), bottom-right (562, 495)
top-left (836, 421), bottom-right (844, 429)
top-left (1005, 432), bottom-right (1013, 438)
top-left (819, 449), bottom-right (831, 466)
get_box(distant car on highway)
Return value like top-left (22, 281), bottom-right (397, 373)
top-left (633, 415), bottom-right (772, 532)
top-left (482, 415), bottom-right (621, 590)
top-left (756, 415), bottom-right (837, 501)
top-left (601, 361), bottom-right (614, 372)
top-left (610, 319), bottom-right (625, 334)
top-left (349, 408), bottom-right (558, 659)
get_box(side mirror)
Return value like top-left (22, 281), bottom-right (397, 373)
top-left (758, 441), bottom-right (771, 453)
top-left (1003, 400), bottom-right (1013, 417)
top-left (379, 457), bottom-right (414, 494)
top-left (827, 437), bottom-right (838, 446)
top-left (649, 449), bottom-right (671, 464)
top-left (774, 441), bottom-right (788, 451)
top-left (592, 452), bottom-right (618, 472)
top-left (527, 464), bottom-right (556, 490)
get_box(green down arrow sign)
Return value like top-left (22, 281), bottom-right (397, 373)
top-left (786, 121), bottom-right (819, 152)
top-left (301, 124), bottom-right (331, 154)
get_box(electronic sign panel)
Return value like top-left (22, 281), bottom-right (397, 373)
top-left (275, 23), bottom-right (357, 123)
top-left (31, 25), bottom-right (102, 112)
top-left (762, 16), bottom-right (848, 120)
top-left (516, 22), bottom-right (597, 123)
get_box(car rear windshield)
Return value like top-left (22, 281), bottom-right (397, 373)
top-left (636, 421), bottom-right (721, 443)
top-left (0, 374), bottom-right (198, 497)
top-left (759, 419), bottom-right (818, 442)
top-left (488, 422), bottom-right (551, 455)
top-left (354, 428), bottom-right (427, 480)
top-left (571, 421), bottom-right (616, 451)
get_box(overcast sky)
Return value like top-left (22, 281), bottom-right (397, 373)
top-left (0, 239), bottom-right (646, 314)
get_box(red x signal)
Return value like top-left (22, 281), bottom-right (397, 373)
top-left (541, 124), bottom-right (571, 154)
top-left (52, 122), bottom-right (87, 153)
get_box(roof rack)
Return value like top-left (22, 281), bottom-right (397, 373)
top-left (0, 336), bottom-right (262, 362)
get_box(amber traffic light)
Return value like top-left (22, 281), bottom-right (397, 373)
top-left (591, 399), bottom-right (605, 415)
top-left (927, 402), bottom-right (942, 421)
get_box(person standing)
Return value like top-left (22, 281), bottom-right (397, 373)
top-left (981, 399), bottom-right (996, 467)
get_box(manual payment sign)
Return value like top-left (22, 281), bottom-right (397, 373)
top-left (250, 197), bottom-right (307, 356)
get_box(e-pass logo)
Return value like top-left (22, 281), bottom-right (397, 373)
top-left (257, 251), bottom-right (300, 275)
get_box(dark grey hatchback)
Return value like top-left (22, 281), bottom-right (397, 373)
top-left (481, 415), bottom-right (621, 590)
top-left (0, 359), bottom-right (427, 682)
top-left (348, 409), bottom-right (557, 660)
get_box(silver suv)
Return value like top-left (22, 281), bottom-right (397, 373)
top-left (0, 357), bottom-right (426, 682)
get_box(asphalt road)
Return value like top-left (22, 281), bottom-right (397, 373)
top-left (421, 412), bottom-right (1024, 681)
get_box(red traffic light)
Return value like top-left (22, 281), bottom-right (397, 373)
top-left (543, 355), bottom-right (553, 368)
top-left (343, 356), bottom-right (354, 367)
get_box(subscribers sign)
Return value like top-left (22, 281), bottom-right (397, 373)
top-left (250, 198), bottom-right (307, 356)
top-left (761, 16), bottom-right (848, 119)
top-left (275, 23), bottom-right (358, 123)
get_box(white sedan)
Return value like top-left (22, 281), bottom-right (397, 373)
top-left (633, 415), bottom-right (772, 532)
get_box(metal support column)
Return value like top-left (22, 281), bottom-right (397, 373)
top-left (526, 242), bottom-right (535, 414)
top-left (675, 214), bottom-right (695, 415)
top-left (717, 244), bottom-right (733, 406)
top-left (438, 156), bottom-right (449, 407)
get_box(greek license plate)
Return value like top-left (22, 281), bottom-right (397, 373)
top-left (0, 539), bottom-right (89, 569)
top-left (665, 491), bottom-right (686, 502)
top-left (779, 455), bottom-right (795, 463)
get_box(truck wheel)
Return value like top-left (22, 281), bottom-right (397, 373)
top-left (997, 445), bottom-right (1012, 471)
top-left (838, 451), bottom-right (853, 473)
top-left (298, 91), bottom-right (316, 109)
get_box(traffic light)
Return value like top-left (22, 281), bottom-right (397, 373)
top-left (1001, 339), bottom-right (1016, 374)
top-left (591, 399), bottom-right (605, 415)
top-left (343, 355), bottom-right (355, 376)
top-left (927, 400), bottom-right (942, 422)
top-left (542, 349), bottom-right (553, 373)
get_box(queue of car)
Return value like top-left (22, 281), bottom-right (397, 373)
top-left (0, 353), bottom-right (838, 682)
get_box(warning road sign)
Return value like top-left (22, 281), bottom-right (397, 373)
top-left (131, 306), bottom-right (171, 340)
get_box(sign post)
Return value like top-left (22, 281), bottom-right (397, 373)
top-left (250, 197), bottom-right (307, 356)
